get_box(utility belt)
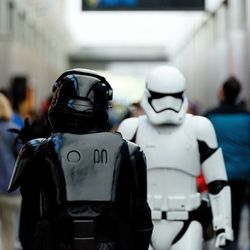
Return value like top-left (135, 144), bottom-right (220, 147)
top-left (152, 210), bottom-right (189, 221)
top-left (148, 193), bottom-right (201, 212)
top-left (151, 200), bottom-right (212, 229)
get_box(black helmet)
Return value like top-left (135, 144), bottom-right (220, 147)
top-left (48, 68), bottom-right (113, 133)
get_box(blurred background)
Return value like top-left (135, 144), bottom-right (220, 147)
top-left (0, 0), bottom-right (249, 117)
top-left (0, 0), bottom-right (250, 249)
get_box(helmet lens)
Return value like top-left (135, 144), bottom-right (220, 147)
top-left (151, 96), bottom-right (183, 113)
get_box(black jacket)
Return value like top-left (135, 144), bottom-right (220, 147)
top-left (8, 132), bottom-right (152, 250)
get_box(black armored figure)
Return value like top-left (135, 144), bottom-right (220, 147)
top-left (8, 69), bottom-right (153, 250)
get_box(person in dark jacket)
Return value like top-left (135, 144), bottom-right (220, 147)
top-left (8, 68), bottom-right (153, 250)
top-left (204, 76), bottom-right (250, 250)
top-left (0, 92), bottom-right (21, 250)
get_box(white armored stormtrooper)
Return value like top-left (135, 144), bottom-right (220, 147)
top-left (118, 66), bottom-right (233, 250)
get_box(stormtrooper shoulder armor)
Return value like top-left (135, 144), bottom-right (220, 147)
top-left (118, 117), bottom-right (139, 141)
top-left (192, 115), bottom-right (218, 149)
top-left (192, 115), bottom-right (227, 182)
top-left (8, 138), bottom-right (47, 192)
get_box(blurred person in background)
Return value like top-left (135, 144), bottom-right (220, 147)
top-left (0, 88), bottom-right (24, 128)
top-left (129, 102), bottom-right (145, 117)
top-left (204, 76), bottom-right (250, 250)
top-left (8, 94), bottom-right (53, 147)
top-left (9, 76), bottom-right (29, 128)
top-left (22, 94), bottom-right (53, 142)
top-left (0, 93), bottom-right (21, 250)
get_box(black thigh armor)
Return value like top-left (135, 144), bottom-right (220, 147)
top-left (8, 132), bottom-right (152, 250)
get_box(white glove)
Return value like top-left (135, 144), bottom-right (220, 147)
top-left (215, 227), bottom-right (234, 248)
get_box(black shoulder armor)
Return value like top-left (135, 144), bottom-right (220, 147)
top-left (8, 138), bottom-right (47, 192)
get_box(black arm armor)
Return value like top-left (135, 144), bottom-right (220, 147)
top-left (207, 180), bottom-right (229, 195)
top-left (8, 138), bottom-right (47, 192)
top-left (197, 139), bottom-right (217, 164)
top-left (8, 138), bottom-right (48, 250)
top-left (128, 142), bottom-right (153, 250)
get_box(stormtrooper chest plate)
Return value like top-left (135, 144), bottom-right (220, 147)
top-left (136, 116), bottom-right (200, 176)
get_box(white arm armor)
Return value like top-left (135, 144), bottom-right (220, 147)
top-left (117, 117), bottom-right (139, 141)
top-left (194, 116), bottom-right (233, 247)
top-left (210, 185), bottom-right (233, 247)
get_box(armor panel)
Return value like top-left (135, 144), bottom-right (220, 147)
top-left (136, 115), bottom-right (200, 176)
top-left (60, 132), bottom-right (124, 201)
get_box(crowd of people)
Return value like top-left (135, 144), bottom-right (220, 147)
top-left (0, 66), bottom-right (249, 250)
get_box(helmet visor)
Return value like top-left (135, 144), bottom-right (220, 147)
top-left (150, 95), bottom-right (183, 113)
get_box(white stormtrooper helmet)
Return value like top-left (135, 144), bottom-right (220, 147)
top-left (141, 65), bottom-right (188, 125)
